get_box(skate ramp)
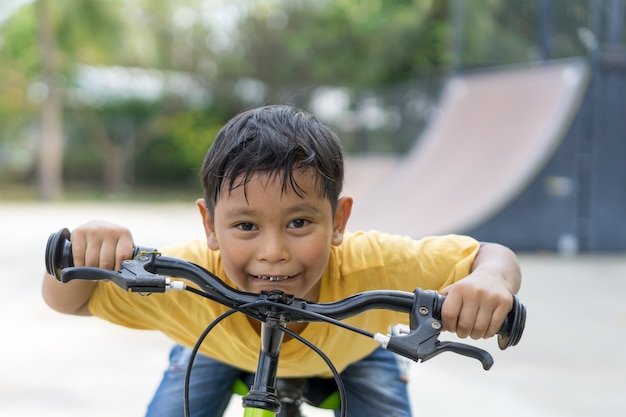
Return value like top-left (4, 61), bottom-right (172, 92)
top-left (347, 59), bottom-right (590, 237)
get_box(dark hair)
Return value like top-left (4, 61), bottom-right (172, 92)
top-left (200, 105), bottom-right (344, 215)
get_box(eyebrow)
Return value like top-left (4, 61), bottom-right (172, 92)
top-left (223, 203), bottom-right (323, 218)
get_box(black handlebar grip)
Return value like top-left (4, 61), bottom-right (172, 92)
top-left (432, 291), bottom-right (526, 350)
top-left (45, 228), bottom-right (73, 281)
top-left (45, 227), bottom-right (152, 282)
top-left (497, 295), bottom-right (526, 349)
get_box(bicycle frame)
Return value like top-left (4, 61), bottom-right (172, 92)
top-left (45, 228), bottom-right (526, 417)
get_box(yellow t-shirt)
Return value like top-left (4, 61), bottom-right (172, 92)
top-left (89, 231), bottom-right (479, 377)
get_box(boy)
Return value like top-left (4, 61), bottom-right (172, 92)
top-left (42, 105), bottom-right (521, 417)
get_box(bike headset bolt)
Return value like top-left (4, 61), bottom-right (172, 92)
top-left (418, 306), bottom-right (429, 315)
top-left (431, 321), bottom-right (442, 330)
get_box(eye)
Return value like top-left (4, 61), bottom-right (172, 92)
top-left (236, 222), bottom-right (257, 231)
top-left (288, 219), bottom-right (309, 229)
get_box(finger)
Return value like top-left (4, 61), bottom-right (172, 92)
top-left (114, 233), bottom-right (135, 270)
top-left (470, 305), bottom-right (494, 340)
top-left (82, 234), bottom-right (107, 269)
top-left (98, 238), bottom-right (118, 271)
top-left (455, 299), bottom-right (479, 339)
top-left (70, 231), bottom-right (87, 267)
top-left (440, 294), bottom-right (463, 334)
top-left (484, 300), bottom-right (512, 338)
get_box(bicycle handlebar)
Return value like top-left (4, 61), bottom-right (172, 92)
top-left (45, 228), bottom-right (526, 370)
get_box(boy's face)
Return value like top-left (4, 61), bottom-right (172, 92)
top-left (197, 169), bottom-right (352, 302)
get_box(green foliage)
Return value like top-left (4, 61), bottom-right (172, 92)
top-left (134, 110), bottom-right (223, 185)
top-left (167, 111), bottom-right (221, 167)
top-left (222, 0), bottom-right (448, 93)
top-left (0, 7), bottom-right (39, 172)
top-left (0, 5), bottom-right (38, 76)
top-left (58, 1), bottom-right (131, 67)
top-left (0, 66), bottom-right (36, 138)
top-left (63, 129), bottom-right (104, 183)
top-left (324, 0), bottom-right (449, 82)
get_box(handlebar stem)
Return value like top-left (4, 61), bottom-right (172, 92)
top-left (241, 319), bottom-right (285, 413)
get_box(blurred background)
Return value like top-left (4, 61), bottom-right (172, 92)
top-left (1, 1), bottom-right (625, 416)
top-left (1, 0), bottom-right (624, 251)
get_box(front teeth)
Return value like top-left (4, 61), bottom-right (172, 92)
top-left (257, 275), bottom-right (290, 282)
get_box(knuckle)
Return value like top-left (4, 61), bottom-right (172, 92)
top-left (99, 259), bottom-right (116, 270)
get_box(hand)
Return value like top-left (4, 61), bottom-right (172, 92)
top-left (439, 268), bottom-right (515, 340)
top-left (70, 220), bottom-right (134, 271)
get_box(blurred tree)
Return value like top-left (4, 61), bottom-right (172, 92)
top-left (0, 5), bottom-right (39, 186)
top-left (36, 0), bottom-right (63, 200)
top-left (0, 0), bottom-right (218, 195)
top-left (133, 109), bottom-right (222, 188)
top-left (1, 0), bottom-right (132, 198)
top-left (64, 0), bottom-right (220, 192)
top-left (216, 0), bottom-right (448, 101)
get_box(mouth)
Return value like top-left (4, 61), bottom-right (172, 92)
top-left (252, 274), bottom-right (296, 283)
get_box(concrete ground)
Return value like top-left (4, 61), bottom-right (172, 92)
top-left (1, 201), bottom-right (624, 416)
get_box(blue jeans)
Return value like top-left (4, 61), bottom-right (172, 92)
top-left (145, 344), bottom-right (411, 417)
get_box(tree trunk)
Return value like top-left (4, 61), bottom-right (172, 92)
top-left (37, 0), bottom-right (64, 200)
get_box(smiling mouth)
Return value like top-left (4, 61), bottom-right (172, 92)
top-left (254, 275), bottom-right (294, 282)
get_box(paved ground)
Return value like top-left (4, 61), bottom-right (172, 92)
top-left (1, 201), bottom-right (624, 416)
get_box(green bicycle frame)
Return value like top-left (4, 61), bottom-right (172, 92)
top-left (243, 408), bottom-right (277, 417)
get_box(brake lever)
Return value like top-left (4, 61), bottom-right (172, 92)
top-left (60, 253), bottom-right (175, 293)
top-left (377, 288), bottom-right (494, 370)
top-left (424, 341), bottom-right (494, 370)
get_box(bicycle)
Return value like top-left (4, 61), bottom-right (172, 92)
top-left (45, 227), bottom-right (526, 417)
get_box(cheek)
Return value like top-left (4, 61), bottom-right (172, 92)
top-left (298, 237), bottom-right (332, 273)
top-left (218, 242), bottom-right (248, 278)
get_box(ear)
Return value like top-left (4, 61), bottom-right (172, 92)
top-left (196, 198), bottom-right (219, 250)
top-left (331, 196), bottom-right (353, 246)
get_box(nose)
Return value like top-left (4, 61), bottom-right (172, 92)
top-left (257, 231), bottom-right (289, 263)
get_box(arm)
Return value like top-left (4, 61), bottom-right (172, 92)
top-left (42, 221), bottom-right (134, 316)
top-left (439, 242), bottom-right (521, 340)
